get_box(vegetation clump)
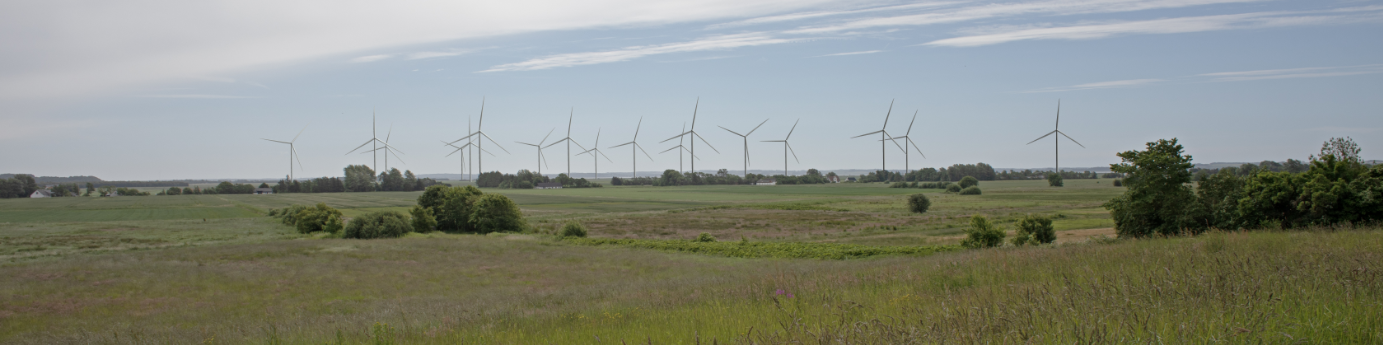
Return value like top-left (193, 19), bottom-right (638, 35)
top-left (907, 194), bottom-right (931, 214)
top-left (1047, 172), bottom-right (1064, 187)
top-left (293, 203), bottom-right (344, 234)
top-left (566, 238), bottom-right (960, 259)
top-left (343, 211), bottom-right (410, 239)
top-left (961, 215), bottom-right (1005, 248)
top-left (408, 205), bottom-right (437, 233)
top-left (959, 186), bottom-right (982, 195)
top-left (695, 232), bottom-right (717, 242)
top-left (470, 194), bottom-right (526, 233)
top-left (958, 176), bottom-right (979, 188)
top-left (1012, 214), bottom-right (1055, 246)
top-left (560, 221), bottom-right (588, 238)
top-left (945, 183), bottom-right (962, 193)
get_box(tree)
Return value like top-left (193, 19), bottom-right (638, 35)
top-left (469, 194), bottom-right (525, 233)
top-left (1284, 159), bottom-right (1308, 174)
top-left (1013, 214), bottom-right (1055, 246)
top-left (1046, 173), bottom-right (1064, 187)
top-left (961, 215), bottom-right (1005, 248)
top-left (1104, 138), bottom-right (1199, 238)
top-left (85, 182), bottom-right (95, 196)
top-left (434, 186), bottom-right (484, 232)
top-left (1192, 170), bottom-right (1245, 230)
top-left (295, 203), bottom-right (345, 234)
top-left (343, 211), bottom-right (410, 239)
top-left (344, 165), bottom-right (377, 192)
top-left (907, 194), bottom-right (931, 214)
top-left (1317, 137), bottom-right (1361, 164)
top-left (959, 176), bottom-right (979, 188)
top-left (409, 205), bottom-right (437, 233)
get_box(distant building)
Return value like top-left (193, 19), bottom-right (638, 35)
top-left (755, 178), bottom-right (777, 186)
top-left (847, 177), bottom-right (857, 182)
top-left (536, 182), bottom-right (563, 189)
top-left (29, 190), bottom-right (51, 198)
top-left (253, 188), bottom-right (275, 195)
top-left (827, 175), bottom-right (840, 183)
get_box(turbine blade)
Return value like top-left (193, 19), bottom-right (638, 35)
top-left (540, 128), bottom-right (555, 145)
top-left (611, 142), bottom-right (634, 148)
top-left (346, 139), bottom-right (374, 154)
top-left (637, 144), bottom-right (654, 161)
top-left (787, 143), bottom-right (800, 163)
top-left (541, 151), bottom-right (550, 169)
top-left (1026, 131), bottom-right (1058, 145)
top-left (909, 138), bottom-right (925, 159)
top-left (391, 154), bottom-right (407, 165)
top-left (761, 140), bottom-right (786, 142)
top-left (1058, 131), bottom-right (1086, 148)
top-left (599, 150), bottom-right (614, 163)
top-left (479, 147), bottom-right (496, 157)
top-left (906, 111), bottom-right (917, 136)
top-left (718, 126), bottom-right (744, 137)
top-left (660, 131), bottom-right (691, 143)
top-left (446, 145), bottom-right (465, 157)
top-left (882, 99), bottom-right (894, 129)
top-left (263, 138), bottom-right (291, 144)
top-left (292, 125), bottom-right (307, 143)
top-left (888, 133), bottom-right (906, 152)
top-left (634, 117), bottom-right (642, 141)
top-left (747, 118), bottom-right (768, 135)
top-left (786, 119), bottom-right (799, 140)
top-left (292, 147), bottom-right (305, 171)
top-left (385, 125), bottom-right (393, 143)
top-left (482, 133), bottom-right (510, 153)
top-left (693, 132), bottom-right (720, 153)
top-left (851, 130), bottom-right (884, 139)
top-left (1056, 99), bottom-right (1061, 129)
top-left (516, 142), bottom-right (539, 147)
top-left (691, 98), bottom-right (699, 129)
top-left (659, 146), bottom-right (679, 154)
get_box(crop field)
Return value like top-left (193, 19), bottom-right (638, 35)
top-left (2, 179), bottom-right (1379, 343)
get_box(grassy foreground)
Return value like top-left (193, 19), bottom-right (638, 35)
top-left (1, 228), bottom-right (1379, 344)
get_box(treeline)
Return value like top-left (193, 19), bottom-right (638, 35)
top-left (1107, 137), bottom-right (1382, 237)
top-left (645, 169), bottom-right (834, 186)
top-left (1192, 159), bottom-right (1310, 177)
top-left (994, 170), bottom-right (1104, 180)
top-left (0, 174), bottom-right (39, 198)
top-left (275, 165), bottom-right (440, 193)
top-left (96, 181), bottom-right (190, 188)
top-left (476, 170), bottom-right (600, 189)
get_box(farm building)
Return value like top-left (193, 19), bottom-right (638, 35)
top-left (755, 178), bottom-right (777, 186)
top-left (827, 175), bottom-right (840, 183)
top-left (536, 182), bottom-right (563, 189)
top-left (253, 188), bottom-right (275, 195)
top-left (29, 190), bottom-right (51, 198)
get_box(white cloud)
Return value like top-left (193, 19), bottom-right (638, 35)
top-left (784, 0), bottom-right (1268, 34)
top-left (351, 54), bottom-right (393, 63)
top-left (707, 2), bottom-right (963, 29)
top-left (1026, 78), bottom-right (1162, 92)
top-left (480, 33), bottom-right (794, 72)
top-left (1201, 64), bottom-right (1383, 81)
top-left (136, 94), bottom-right (256, 99)
top-left (818, 50), bottom-right (883, 57)
top-left (407, 49), bottom-right (480, 60)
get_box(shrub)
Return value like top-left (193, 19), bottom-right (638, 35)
top-left (945, 183), bottom-right (962, 193)
top-left (1014, 214), bottom-right (1055, 245)
top-left (273, 204), bottom-right (311, 226)
top-left (959, 176), bottom-right (979, 188)
top-left (295, 203), bottom-right (345, 234)
top-left (1047, 173), bottom-right (1064, 187)
top-left (469, 194), bottom-right (525, 233)
top-left (695, 232), bottom-right (717, 242)
top-left (889, 182), bottom-right (909, 188)
top-left (434, 186), bottom-right (484, 233)
top-left (907, 194), bottom-right (931, 214)
top-left (343, 211), bottom-right (411, 239)
top-left (961, 215), bottom-right (1005, 249)
top-left (1113, 179), bottom-right (1123, 187)
top-left (909, 182), bottom-right (919, 188)
top-left (960, 186), bottom-right (982, 195)
top-left (409, 205), bottom-right (437, 233)
top-left (514, 180), bottom-right (534, 189)
top-left (560, 221), bottom-right (588, 238)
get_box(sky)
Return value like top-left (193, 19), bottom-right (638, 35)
top-left (2, 0), bottom-right (1380, 181)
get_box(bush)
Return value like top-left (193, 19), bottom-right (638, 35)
top-left (889, 182), bottom-right (909, 188)
top-left (560, 221), bottom-right (588, 238)
top-left (1013, 214), bottom-right (1055, 245)
top-left (695, 232), bottom-right (717, 242)
top-left (469, 194), bottom-right (525, 233)
top-left (1113, 179), bottom-right (1123, 187)
top-left (295, 203), bottom-right (345, 234)
top-left (945, 183), bottom-right (962, 193)
top-left (959, 176), bottom-right (979, 188)
top-left (907, 194), bottom-right (931, 214)
top-left (343, 211), bottom-right (411, 239)
top-left (1047, 173), bottom-right (1064, 187)
top-left (409, 205), bottom-right (437, 233)
top-left (961, 215), bottom-right (1005, 249)
top-left (959, 186), bottom-right (982, 195)
top-left (273, 204), bottom-right (311, 226)
top-left (433, 186), bottom-right (484, 233)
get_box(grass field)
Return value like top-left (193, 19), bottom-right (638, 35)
top-left (3, 179), bottom-right (1377, 343)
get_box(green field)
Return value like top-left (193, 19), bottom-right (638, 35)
top-left (2, 180), bottom-right (1379, 343)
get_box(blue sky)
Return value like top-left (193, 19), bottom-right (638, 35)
top-left (2, 0), bottom-right (1380, 180)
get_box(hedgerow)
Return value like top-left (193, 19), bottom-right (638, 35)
top-left (562, 238), bottom-right (961, 260)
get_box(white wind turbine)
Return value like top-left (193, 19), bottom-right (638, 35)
top-left (761, 119), bottom-right (800, 176)
top-left (359, 125), bottom-right (406, 173)
top-left (659, 122), bottom-right (699, 174)
top-left (850, 100), bottom-right (905, 177)
top-left (1026, 100), bottom-right (1085, 175)
top-left (719, 119), bottom-right (768, 178)
top-left (516, 128), bottom-right (556, 176)
top-left (883, 111), bottom-right (925, 181)
top-left (609, 117), bottom-right (654, 178)
top-left (445, 98), bottom-right (508, 175)
top-left (544, 108), bottom-right (588, 178)
top-left (660, 99), bottom-right (718, 175)
top-left (577, 129), bottom-right (614, 180)
top-left (347, 112), bottom-right (405, 179)
top-left (262, 126), bottom-right (306, 181)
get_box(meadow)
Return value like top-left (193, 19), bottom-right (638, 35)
top-left (2, 179), bottom-right (1378, 343)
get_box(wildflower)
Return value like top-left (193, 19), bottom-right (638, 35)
top-left (787, 292), bottom-right (794, 298)
top-left (775, 289), bottom-right (785, 295)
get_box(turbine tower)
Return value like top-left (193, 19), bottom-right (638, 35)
top-left (347, 111), bottom-right (404, 179)
top-left (516, 128), bottom-right (556, 176)
top-left (660, 98), bottom-right (718, 175)
top-left (761, 119), bottom-right (800, 177)
top-left (262, 126), bottom-right (306, 181)
top-left (718, 119), bottom-right (768, 178)
top-left (577, 128), bottom-right (614, 179)
top-left (445, 140), bottom-right (493, 181)
top-left (610, 117), bottom-right (654, 178)
top-left (659, 123), bottom-right (698, 173)
top-left (850, 100), bottom-right (905, 177)
top-left (544, 108), bottom-right (588, 177)
top-left (1026, 100), bottom-right (1085, 175)
top-left (445, 98), bottom-right (508, 176)
top-left (360, 125), bottom-right (406, 173)
top-left (884, 111), bottom-right (925, 181)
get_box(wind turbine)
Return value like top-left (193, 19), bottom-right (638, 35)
top-left (659, 122), bottom-right (699, 173)
top-left (610, 117), bottom-right (654, 178)
top-left (347, 111), bottom-right (405, 179)
top-left (1026, 100), bottom-right (1085, 175)
top-left (544, 108), bottom-right (588, 178)
top-left (360, 125), bottom-right (406, 173)
top-left (445, 98), bottom-right (508, 176)
top-left (884, 111), bottom-right (925, 181)
top-left (761, 119), bottom-right (799, 177)
top-left (262, 126), bottom-right (306, 181)
top-left (850, 100), bottom-right (905, 178)
top-left (660, 98), bottom-right (718, 175)
top-left (444, 140), bottom-right (494, 180)
top-left (577, 129), bottom-right (614, 179)
top-left (516, 128), bottom-right (556, 176)
top-left (719, 119), bottom-right (768, 178)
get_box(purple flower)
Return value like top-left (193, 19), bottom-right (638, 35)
top-left (787, 292), bottom-right (794, 298)
top-left (775, 289), bottom-right (785, 295)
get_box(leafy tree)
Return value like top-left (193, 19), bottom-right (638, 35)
top-left (469, 194), bottom-right (525, 233)
top-left (560, 221), bottom-right (588, 237)
top-left (1192, 170), bottom-right (1245, 230)
top-left (1013, 214), bottom-right (1055, 246)
top-left (343, 165), bottom-right (377, 192)
top-left (434, 186), bottom-right (484, 232)
top-left (1317, 137), bottom-right (1361, 164)
top-left (1046, 173), bottom-right (1064, 187)
top-left (295, 203), bottom-right (345, 234)
top-left (961, 215), bottom-right (1005, 248)
top-left (166, 187), bottom-right (182, 195)
top-left (1284, 159), bottom-right (1308, 174)
top-left (907, 194), bottom-right (931, 214)
top-left (343, 211), bottom-right (411, 239)
top-left (1104, 138), bottom-right (1199, 238)
top-left (959, 176), bottom-right (979, 188)
top-left (409, 205), bottom-right (437, 233)
top-left (85, 182), bottom-right (95, 196)
top-left (945, 183), bottom-right (961, 193)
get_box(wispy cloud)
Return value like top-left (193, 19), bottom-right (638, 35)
top-left (1029, 64), bottom-right (1383, 92)
top-left (1026, 78), bottom-right (1163, 93)
top-left (817, 50), bottom-right (883, 57)
top-left (137, 94), bottom-right (256, 99)
top-left (927, 6), bottom-right (1383, 47)
top-left (407, 48), bottom-right (479, 60)
top-left (784, 0), bottom-right (1267, 34)
top-left (708, 2), bottom-right (963, 30)
top-left (350, 54), bottom-right (393, 63)
top-left (480, 33), bottom-right (794, 72)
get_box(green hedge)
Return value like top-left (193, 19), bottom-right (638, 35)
top-left (563, 238), bottom-right (961, 260)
